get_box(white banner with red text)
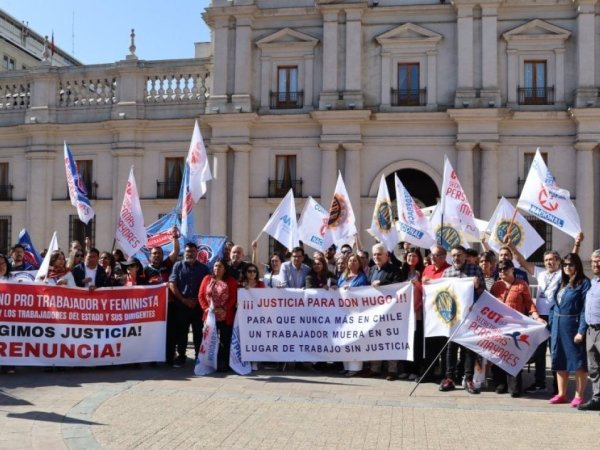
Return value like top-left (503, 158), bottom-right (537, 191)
top-left (0, 282), bottom-right (167, 366)
top-left (451, 291), bottom-right (550, 376)
top-left (237, 283), bottom-right (414, 362)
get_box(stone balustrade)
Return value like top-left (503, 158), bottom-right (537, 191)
top-left (0, 57), bottom-right (211, 125)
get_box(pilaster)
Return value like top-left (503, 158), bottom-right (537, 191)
top-left (319, 143), bottom-right (339, 207)
top-left (574, 141), bottom-right (597, 257)
top-left (479, 141), bottom-right (499, 219)
top-left (455, 141), bottom-right (477, 207)
top-left (208, 145), bottom-right (229, 236)
top-left (231, 144), bottom-right (251, 248)
top-left (343, 142), bottom-right (362, 232)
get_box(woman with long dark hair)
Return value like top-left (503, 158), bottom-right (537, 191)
top-left (36, 250), bottom-right (76, 287)
top-left (199, 259), bottom-right (238, 371)
top-left (549, 253), bottom-right (590, 406)
top-left (306, 254), bottom-right (337, 289)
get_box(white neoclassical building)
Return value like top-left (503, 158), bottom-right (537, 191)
top-left (1, 0), bottom-right (599, 265)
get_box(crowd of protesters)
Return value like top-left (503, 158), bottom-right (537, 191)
top-left (1, 230), bottom-right (600, 412)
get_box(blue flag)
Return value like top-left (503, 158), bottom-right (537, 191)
top-left (64, 142), bottom-right (95, 224)
top-left (17, 228), bottom-right (42, 269)
top-left (191, 235), bottom-right (227, 269)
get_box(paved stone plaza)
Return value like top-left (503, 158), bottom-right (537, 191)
top-left (0, 358), bottom-right (598, 450)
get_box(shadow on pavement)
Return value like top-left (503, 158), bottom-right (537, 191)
top-left (6, 410), bottom-right (104, 425)
top-left (0, 390), bottom-right (33, 406)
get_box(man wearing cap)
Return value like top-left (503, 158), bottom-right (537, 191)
top-left (579, 249), bottom-right (600, 411)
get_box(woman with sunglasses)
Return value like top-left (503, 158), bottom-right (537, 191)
top-left (240, 264), bottom-right (264, 288)
top-left (66, 249), bottom-right (84, 270)
top-left (548, 253), bottom-right (591, 406)
top-left (490, 259), bottom-right (542, 397)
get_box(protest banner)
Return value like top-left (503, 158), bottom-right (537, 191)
top-left (0, 283), bottom-right (167, 366)
top-left (423, 278), bottom-right (475, 337)
top-left (451, 291), bottom-right (550, 376)
top-left (237, 283), bottom-right (414, 362)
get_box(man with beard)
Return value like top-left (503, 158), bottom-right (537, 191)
top-left (168, 242), bottom-right (210, 367)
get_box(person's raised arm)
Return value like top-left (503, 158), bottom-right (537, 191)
top-left (572, 232), bottom-right (584, 255)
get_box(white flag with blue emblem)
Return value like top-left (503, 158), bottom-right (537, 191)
top-left (429, 202), bottom-right (471, 251)
top-left (367, 175), bottom-right (399, 252)
top-left (394, 174), bottom-right (435, 249)
top-left (486, 197), bottom-right (544, 259)
top-left (517, 149), bottom-right (581, 239)
top-left (325, 172), bottom-right (357, 245)
top-left (229, 313), bottom-right (252, 375)
top-left (298, 197), bottom-right (332, 252)
top-left (423, 278), bottom-right (475, 338)
top-left (262, 189), bottom-right (299, 251)
top-left (451, 291), bottom-right (550, 376)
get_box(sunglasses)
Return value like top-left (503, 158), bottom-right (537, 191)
top-left (247, 269), bottom-right (257, 274)
top-left (75, 253), bottom-right (83, 257)
top-left (562, 262), bottom-right (575, 268)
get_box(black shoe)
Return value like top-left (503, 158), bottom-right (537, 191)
top-left (524, 383), bottom-right (547, 394)
top-left (465, 379), bottom-right (480, 395)
top-left (578, 400), bottom-right (600, 411)
top-left (172, 356), bottom-right (187, 368)
top-left (510, 391), bottom-right (521, 398)
top-left (495, 384), bottom-right (508, 394)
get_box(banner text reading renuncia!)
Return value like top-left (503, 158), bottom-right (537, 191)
top-left (237, 283), bottom-right (414, 361)
top-left (0, 282), bottom-right (167, 366)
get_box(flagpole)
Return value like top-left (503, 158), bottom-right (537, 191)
top-left (505, 207), bottom-right (519, 244)
top-left (409, 303), bottom-right (475, 397)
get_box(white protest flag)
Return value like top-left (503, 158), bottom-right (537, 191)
top-left (35, 232), bottom-right (58, 280)
top-left (394, 173), bottom-right (435, 249)
top-left (325, 172), bottom-right (357, 245)
top-left (451, 291), bottom-right (550, 377)
top-left (298, 196), bottom-right (332, 251)
top-left (423, 278), bottom-right (475, 337)
top-left (186, 120), bottom-right (212, 202)
top-left (517, 149), bottom-right (581, 238)
top-left (262, 189), bottom-right (299, 251)
top-left (229, 313), bottom-right (252, 375)
top-left (115, 166), bottom-right (147, 257)
top-left (440, 156), bottom-right (479, 240)
top-left (429, 202), bottom-right (471, 250)
top-left (194, 308), bottom-right (219, 376)
top-left (486, 197), bottom-right (544, 259)
top-left (367, 175), bottom-right (399, 252)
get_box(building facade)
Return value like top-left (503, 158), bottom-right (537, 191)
top-left (1, 0), bottom-right (599, 264)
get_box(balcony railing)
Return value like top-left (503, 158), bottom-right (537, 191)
top-left (391, 88), bottom-right (427, 106)
top-left (66, 182), bottom-right (98, 200)
top-left (156, 181), bottom-right (180, 199)
top-left (0, 184), bottom-right (13, 201)
top-left (270, 91), bottom-right (304, 109)
top-left (518, 86), bottom-right (555, 105)
top-left (0, 58), bottom-right (210, 125)
top-left (268, 179), bottom-right (303, 198)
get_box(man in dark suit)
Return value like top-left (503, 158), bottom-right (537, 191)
top-left (72, 247), bottom-right (108, 289)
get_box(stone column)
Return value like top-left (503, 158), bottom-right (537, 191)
top-left (555, 48), bottom-right (566, 104)
top-left (212, 18), bottom-right (229, 97)
top-left (231, 144), bottom-right (251, 248)
top-left (481, 5), bottom-right (498, 90)
top-left (345, 9), bottom-right (362, 92)
top-left (343, 143), bottom-right (362, 232)
top-left (426, 51), bottom-right (438, 108)
top-left (233, 17), bottom-right (252, 104)
top-left (322, 12), bottom-right (338, 93)
top-left (574, 142), bottom-right (596, 258)
top-left (576, 1), bottom-right (596, 88)
top-left (479, 142), bottom-right (499, 219)
top-left (455, 141), bottom-right (476, 208)
top-left (456, 5), bottom-right (474, 90)
top-left (319, 143), bottom-right (339, 207)
top-left (507, 50), bottom-right (518, 105)
top-left (25, 146), bottom-right (55, 245)
top-left (209, 145), bottom-right (228, 235)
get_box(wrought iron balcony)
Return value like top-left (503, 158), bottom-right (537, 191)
top-left (518, 86), bottom-right (555, 105)
top-left (268, 179), bottom-right (303, 198)
top-left (156, 181), bottom-right (180, 199)
top-left (0, 184), bottom-right (13, 201)
top-left (270, 91), bottom-right (304, 109)
top-left (391, 88), bottom-right (426, 106)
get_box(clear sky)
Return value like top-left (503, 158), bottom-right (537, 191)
top-left (2, 0), bottom-right (212, 64)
